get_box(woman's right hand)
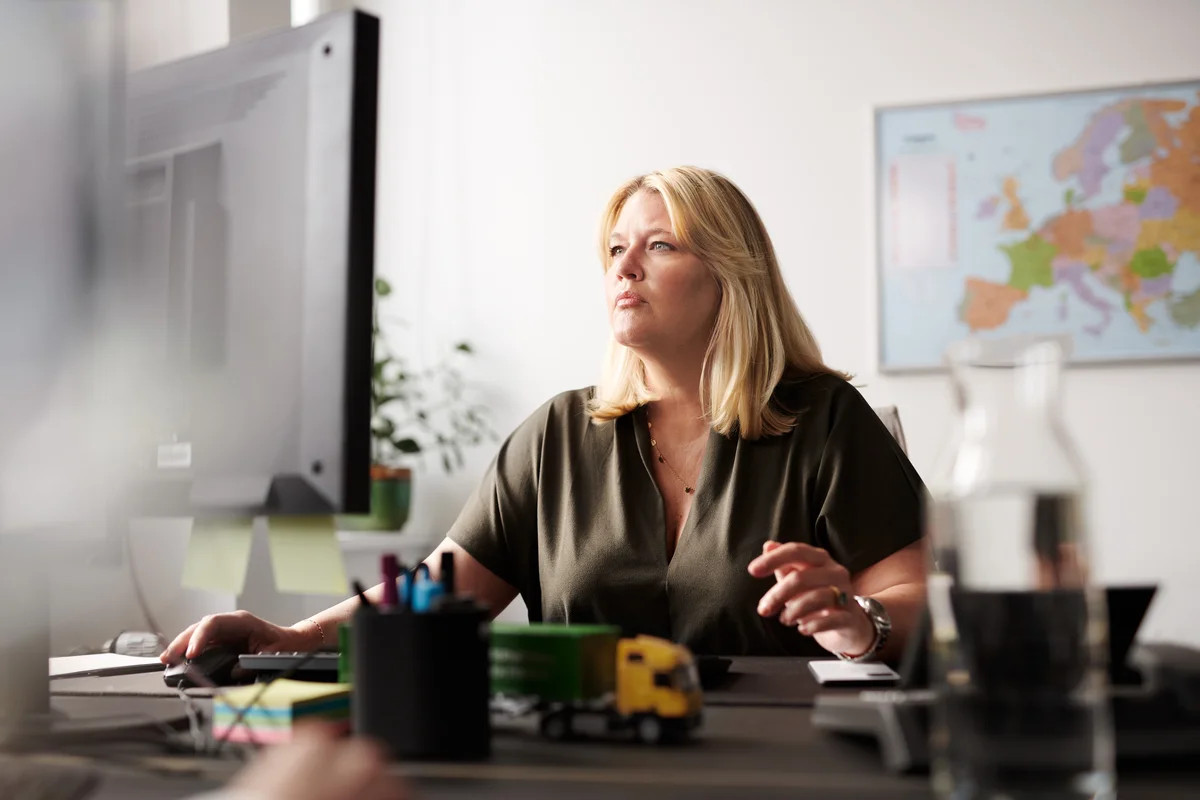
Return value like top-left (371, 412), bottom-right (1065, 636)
top-left (159, 610), bottom-right (318, 664)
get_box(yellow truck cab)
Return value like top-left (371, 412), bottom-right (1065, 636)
top-left (614, 635), bottom-right (704, 742)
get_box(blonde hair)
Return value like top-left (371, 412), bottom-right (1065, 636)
top-left (587, 166), bottom-right (848, 440)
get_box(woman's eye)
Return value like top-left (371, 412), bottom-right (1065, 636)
top-left (650, 241), bottom-right (675, 251)
top-left (609, 245), bottom-right (626, 257)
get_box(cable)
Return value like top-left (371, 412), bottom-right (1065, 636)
top-left (209, 650), bottom-right (323, 757)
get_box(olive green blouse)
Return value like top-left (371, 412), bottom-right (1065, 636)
top-left (448, 374), bottom-right (925, 656)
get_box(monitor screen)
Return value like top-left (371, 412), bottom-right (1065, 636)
top-left (114, 10), bottom-right (377, 517)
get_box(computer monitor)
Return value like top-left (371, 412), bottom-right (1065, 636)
top-left (114, 9), bottom-right (378, 517)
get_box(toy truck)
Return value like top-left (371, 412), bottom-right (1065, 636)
top-left (489, 623), bottom-right (703, 744)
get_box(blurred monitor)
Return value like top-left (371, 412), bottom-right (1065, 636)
top-left (117, 9), bottom-right (378, 517)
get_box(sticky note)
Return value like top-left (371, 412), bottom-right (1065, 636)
top-left (181, 518), bottom-right (254, 594)
top-left (266, 516), bottom-right (349, 595)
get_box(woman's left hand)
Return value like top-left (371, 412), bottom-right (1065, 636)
top-left (748, 541), bottom-right (876, 658)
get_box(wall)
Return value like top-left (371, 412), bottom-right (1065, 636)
top-left (124, 0), bottom-right (228, 71)
top-left (355, 0), bottom-right (1200, 643)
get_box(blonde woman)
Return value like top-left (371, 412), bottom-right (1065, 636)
top-left (166, 167), bottom-right (926, 665)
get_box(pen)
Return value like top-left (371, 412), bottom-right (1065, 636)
top-left (353, 579), bottom-right (374, 610)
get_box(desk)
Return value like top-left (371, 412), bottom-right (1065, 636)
top-left (42, 663), bottom-right (1200, 800)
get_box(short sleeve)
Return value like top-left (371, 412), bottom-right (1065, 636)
top-left (811, 385), bottom-right (927, 575)
top-left (446, 404), bottom-right (545, 603)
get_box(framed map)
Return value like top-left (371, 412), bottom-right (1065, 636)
top-left (876, 80), bottom-right (1200, 371)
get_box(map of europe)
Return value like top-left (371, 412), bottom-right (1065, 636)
top-left (877, 81), bottom-right (1200, 370)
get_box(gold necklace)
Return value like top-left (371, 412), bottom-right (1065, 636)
top-left (646, 417), bottom-right (695, 495)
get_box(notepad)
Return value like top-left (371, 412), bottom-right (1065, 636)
top-left (213, 679), bottom-right (351, 744)
top-left (267, 516), bottom-right (349, 595)
top-left (181, 517), bottom-right (254, 594)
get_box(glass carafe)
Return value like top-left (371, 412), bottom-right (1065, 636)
top-left (925, 337), bottom-right (1114, 800)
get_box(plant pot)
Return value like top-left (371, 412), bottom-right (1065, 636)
top-left (338, 466), bottom-right (412, 532)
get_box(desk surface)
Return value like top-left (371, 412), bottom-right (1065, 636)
top-left (40, 661), bottom-right (1200, 800)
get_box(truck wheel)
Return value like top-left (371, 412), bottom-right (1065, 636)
top-left (540, 711), bottom-right (571, 741)
top-left (635, 716), bottom-right (663, 745)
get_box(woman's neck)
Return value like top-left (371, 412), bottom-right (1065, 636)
top-left (642, 356), bottom-right (706, 425)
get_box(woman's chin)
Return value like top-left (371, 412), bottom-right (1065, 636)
top-left (610, 327), bottom-right (651, 350)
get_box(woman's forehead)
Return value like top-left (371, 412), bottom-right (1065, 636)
top-left (613, 190), bottom-right (674, 234)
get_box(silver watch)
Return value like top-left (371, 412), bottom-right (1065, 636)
top-left (837, 595), bottom-right (891, 663)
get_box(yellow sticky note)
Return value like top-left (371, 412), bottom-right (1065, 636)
top-left (181, 518), bottom-right (254, 594)
top-left (266, 516), bottom-right (348, 595)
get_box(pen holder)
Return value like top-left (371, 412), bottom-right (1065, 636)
top-left (351, 602), bottom-right (490, 761)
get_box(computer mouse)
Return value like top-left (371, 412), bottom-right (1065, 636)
top-left (163, 646), bottom-right (241, 688)
top-left (697, 655), bottom-right (734, 690)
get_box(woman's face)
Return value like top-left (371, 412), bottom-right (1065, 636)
top-left (604, 190), bottom-right (721, 356)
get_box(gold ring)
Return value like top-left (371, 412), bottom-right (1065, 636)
top-left (830, 586), bottom-right (848, 607)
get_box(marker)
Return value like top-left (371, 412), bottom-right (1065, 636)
top-left (380, 554), bottom-right (400, 608)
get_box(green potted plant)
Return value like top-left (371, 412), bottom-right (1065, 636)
top-left (339, 277), bottom-right (495, 532)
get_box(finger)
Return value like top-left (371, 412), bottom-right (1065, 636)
top-left (779, 587), bottom-right (843, 627)
top-left (756, 570), bottom-right (809, 617)
top-left (161, 623), bottom-right (198, 663)
top-left (185, 615), bottom-right (232, 659)
top-left (747, 542), bottom-right (830, 578)
top-left (757, 566), bottom-right (845, 617)
top-left (795, 607), bottom-right (856, 636)
top-left (760, 540), bottom-right (793, 583)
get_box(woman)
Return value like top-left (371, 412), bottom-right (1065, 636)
top-left (164, 166), bottom-right (926, 665)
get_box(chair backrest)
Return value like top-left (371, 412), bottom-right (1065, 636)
top-left (873, 405), bottom-right (908, 454)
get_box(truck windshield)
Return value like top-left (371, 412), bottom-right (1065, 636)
top-left (673, 663), bottom-right (700, 692)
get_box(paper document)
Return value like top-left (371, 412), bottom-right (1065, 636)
top-left (50, 653), bottom-right (165, 680)
top-left (181, 517), bottom-right (255, 594)
top-left (267, 515), bottom-right (349, 595)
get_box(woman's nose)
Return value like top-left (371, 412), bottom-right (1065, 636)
top-left (617, 251), bottom-right (644, 282)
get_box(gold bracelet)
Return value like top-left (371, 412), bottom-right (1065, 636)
top-left (303, 618), bottom-right (325, 648)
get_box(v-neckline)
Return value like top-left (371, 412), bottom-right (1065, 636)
top-left (632, 406), bottom-right (717, 569)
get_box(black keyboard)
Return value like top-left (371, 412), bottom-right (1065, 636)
top-left (238, 652), bottom-right (341, 682)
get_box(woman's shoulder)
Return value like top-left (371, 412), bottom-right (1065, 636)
top-left (510, 386), bottom-right (598, 438)
top-left (772, 371), bottom-right (866, 418)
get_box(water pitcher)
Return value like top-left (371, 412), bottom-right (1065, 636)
top-left (925, 337), bottom-right (1114, 800)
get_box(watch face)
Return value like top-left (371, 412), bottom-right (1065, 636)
top-left (860, 596), bottom-right (891, 628)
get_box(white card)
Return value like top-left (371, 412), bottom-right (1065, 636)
top-left (807, 659), bottom-right (900, 685)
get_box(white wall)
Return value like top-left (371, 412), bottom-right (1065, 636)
top-left (125, 0), bottom-right (228, 71)
top-left (356, 0), bottom-right (1200, 644)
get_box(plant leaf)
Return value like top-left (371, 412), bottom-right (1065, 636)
top-left (392, 437), bottom-right (421, 454)
top-left (375, 277), bottom-right (392, 297)
top-left (455, 342), bottom-right (473, 353)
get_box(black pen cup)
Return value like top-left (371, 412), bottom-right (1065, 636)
top-left (351, 603), bottom-right (490, 761)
